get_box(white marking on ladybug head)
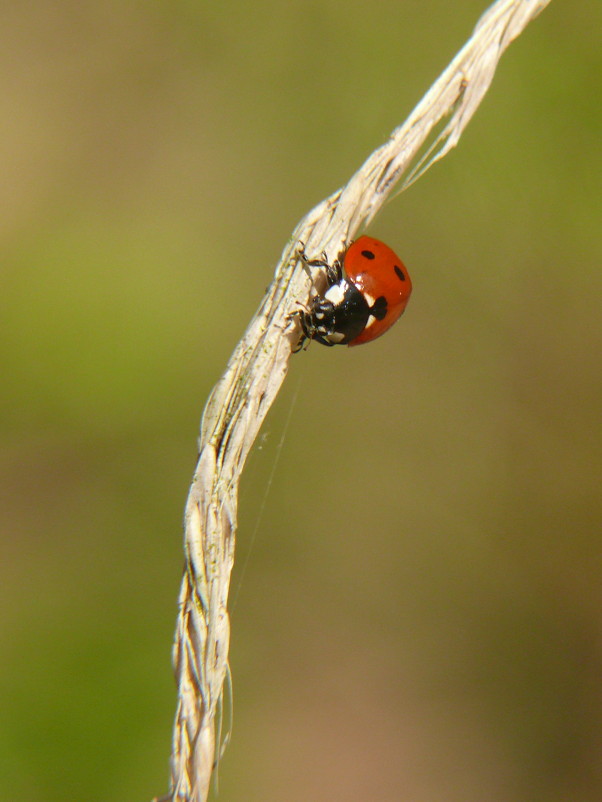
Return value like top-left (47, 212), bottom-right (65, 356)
top-left (324, 280), bottom-right (349, 306)
top-left (325, 331), bottom-right (345, 343)
top-left (362, 291), bottom-right (376, 306)
top-left (365, 314), bottom-right (377, 330)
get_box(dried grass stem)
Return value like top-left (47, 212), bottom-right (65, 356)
top-left (162, 2), bottom-right (552, 799)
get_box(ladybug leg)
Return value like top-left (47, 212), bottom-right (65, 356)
top-left (287, 301), bottom-right (317, 353)
top-left (291, 333), bottom-right (307, 353)
top-left (297, 242), bottom-right (342, 286)
top-left (286, 304), bottom-right (306, 353)
top-left (325, 259), bottom-right (343, 285)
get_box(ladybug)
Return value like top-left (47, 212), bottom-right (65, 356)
top-left (295, 236), bottom-right (412, 349)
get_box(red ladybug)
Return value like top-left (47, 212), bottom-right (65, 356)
top-left (295, 236), bottom-right (412, 349)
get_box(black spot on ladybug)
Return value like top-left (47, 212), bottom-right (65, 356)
top-left (361, 249), bottom-right (376, 260)
top-left (371, 296), bottom-right (388, 321)
top-left (394, 265), bottom-right (406, 281)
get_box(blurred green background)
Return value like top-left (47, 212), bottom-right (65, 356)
top-left (1, 2), bottom-right (601, 801)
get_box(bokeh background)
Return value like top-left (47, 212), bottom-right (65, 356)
top-left (1, 2), bottom-right (601, 801)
